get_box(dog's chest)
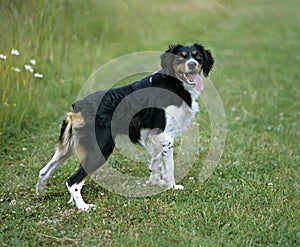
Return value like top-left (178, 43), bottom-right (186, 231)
top-left (164, 100), bottom-right (199, 138)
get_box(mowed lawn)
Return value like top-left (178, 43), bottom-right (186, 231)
top-left (0, 0), bottom-right (299, 246)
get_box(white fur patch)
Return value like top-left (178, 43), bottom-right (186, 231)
top-left (66, 181), bottom-right (96, 212)
top-left (165, 100), bottom-right (199, 138)
top-left (137, 97), bottom-right (199, 190)
top-left (173, 184), bottom-right (184, 190)
top-left (36, 146), bottom-right (71, 194)
top-left (145, 132), bottom-right (184, 189)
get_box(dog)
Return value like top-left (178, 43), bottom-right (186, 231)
top-left (36, 43), bottom-right (214, 211)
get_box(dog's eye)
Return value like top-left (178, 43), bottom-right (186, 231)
top-left (181, 52), bottom-right (187, 58)
top-left (196, 55), bottom-right (201, 60)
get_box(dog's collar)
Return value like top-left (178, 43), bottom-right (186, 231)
top-left (149, 71), bottom-right (159, 83)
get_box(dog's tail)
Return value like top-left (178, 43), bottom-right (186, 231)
top-left (58, 112), bottom-right (85, 154)
top-left (58, 113), bottom-right (73, 150)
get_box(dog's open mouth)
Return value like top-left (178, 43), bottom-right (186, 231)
top-left (178, 72), bottom-right (204, 92)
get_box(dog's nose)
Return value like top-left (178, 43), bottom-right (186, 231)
top-left (187, 61), bottom-right (197, 70)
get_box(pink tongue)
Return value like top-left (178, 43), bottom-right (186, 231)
top-left (187, 73), bottom-right (204, 91)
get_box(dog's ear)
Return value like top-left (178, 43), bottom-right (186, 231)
top-left (160, 44), bottom-right (182, 73)
top-left (194, 43), bottom-right (214, 77)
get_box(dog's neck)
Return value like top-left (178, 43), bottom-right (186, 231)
top-left (183, 83), bottom-right (201, 102)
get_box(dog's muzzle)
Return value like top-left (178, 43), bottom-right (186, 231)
top-left (177, 59), bottom-right (203, 92)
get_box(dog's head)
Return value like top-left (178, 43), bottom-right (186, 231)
top-left (160, 43), bottom-right (214, 91)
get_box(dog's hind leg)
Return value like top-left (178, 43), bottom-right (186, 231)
top-left (36, 114), bottom-right (74, 194)
top-left (36, 144), bottom-right (72, 194)
top-left (65, 165), bottom-right (94, 211)
top-left (66, 131), bottom-right (115, 211)
top-left (66, 158), bottom-right (109, 211)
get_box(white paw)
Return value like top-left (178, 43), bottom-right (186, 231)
top-left (147, 178), bottom-right (167, 187)
top-left (36, 179), bottom-right (45, 195)
top-left (67, 197), bottom-right (75, 205)
top-left (173, 184), bottom-right (184, 190)
top-left (77, 203), bottom-right (96, 212)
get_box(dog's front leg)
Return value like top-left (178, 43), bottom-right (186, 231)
top-left (161, 136), bottom-right (184, 190)
top-left (147, 133), bottom-right (184, 189)
top-left (147, 133), bottom-right (168, 187)
top-left (148, 156), bottom-right (166, 186)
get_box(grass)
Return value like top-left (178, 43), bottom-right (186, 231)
top-left (1, 0), bottom-right (299, 246)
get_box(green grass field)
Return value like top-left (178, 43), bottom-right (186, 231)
top-left (1, 0), bottom-right (299, 246)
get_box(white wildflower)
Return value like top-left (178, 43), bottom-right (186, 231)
top-left (34, 73), bottom-right (43, 78)
top-left (279, 112), bottom-right (284, 121)
top-left (10, 200), bottom-right (17, 206)
top-left (20, 163), bottom-right (25, 167)
top-left (29, 59), bottom-right (36, 65)
top-left (11, 49), bottom-right (19, 56)
top-left (0, 54), bottom-right (6, 60)
top-left (13, 67), bottom-right (21, 73)
top-left (24, 64), bottom-right (34, 73)
top-left (47, 220), bottom-right (57, 224)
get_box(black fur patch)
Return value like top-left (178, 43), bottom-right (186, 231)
top-left (67, 43), bottom-right (214, 181)
top-left (59, 120), bottom-right (69, 142)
